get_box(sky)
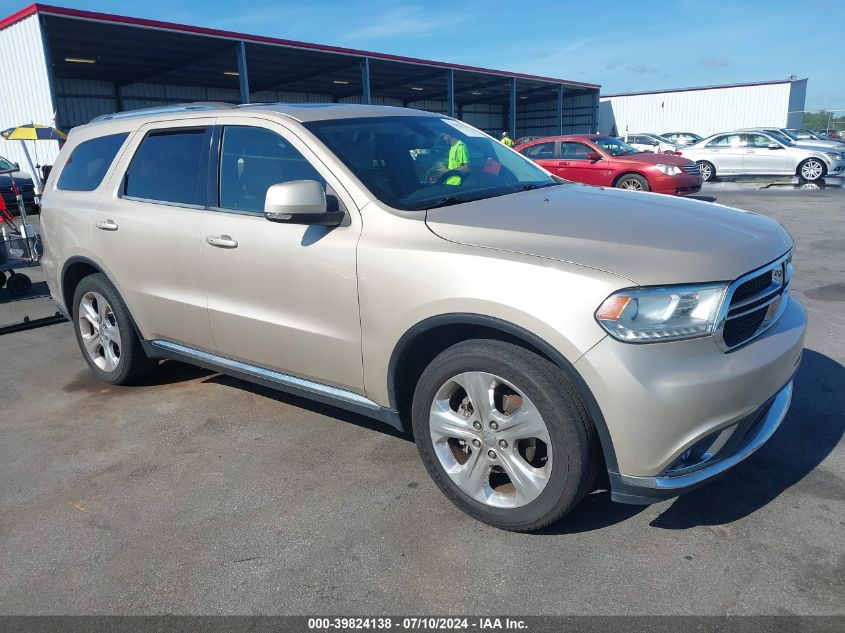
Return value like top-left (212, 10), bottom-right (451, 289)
top-left (1, 0), bottom-right (842, 111)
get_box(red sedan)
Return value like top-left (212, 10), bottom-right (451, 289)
top-left (515, 134), bottom-right (702, 195)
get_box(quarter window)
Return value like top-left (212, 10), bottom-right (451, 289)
top-left (123, 128), bottom-right (209, 206)
top-left (218, 126), bottom-right (325, 213)
top-left (57, 133), bottom-right (128, 191)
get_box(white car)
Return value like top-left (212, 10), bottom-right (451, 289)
top-left (621, 133), bottom-right (680, 155)
top-left (679, 130), bottom-right (845, 182)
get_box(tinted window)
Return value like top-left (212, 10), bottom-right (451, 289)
top-left (219, 126), bottom-right (324, 213)
top-left (0, 157), bottom-right (16, 171)
top-left (522, 142), bottom-right (556, 159)
top-left (560, 142), bottom-right (592, 159)
top-left (57, 133), bottom-right (128, 191)
top-left (123, 128), bottom-right (208, 205)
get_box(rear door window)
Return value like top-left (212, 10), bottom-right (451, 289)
top-left (57, 133), bottom-right (128, 191)
top-left (521, 142), bottom-right (557, 160)
top-left (122, 128), bottom-right (210, 206)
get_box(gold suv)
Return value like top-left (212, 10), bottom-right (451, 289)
top-left (41, 103), bottom-right (806, 531)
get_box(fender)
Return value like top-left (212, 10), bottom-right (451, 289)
top-left (387, 313), bottom-right (618, 471)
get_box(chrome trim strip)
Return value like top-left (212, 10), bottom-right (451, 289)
top-left (726, 285), bottom-right (789, 320)
top-left (150, 339), bottom-right (381, 410)
top-left (728, 281), bottom-right (785, 312)
top-left (714, 251), bottom-right (792, 351)
top-left (616, 381), bottom-right (793, 491)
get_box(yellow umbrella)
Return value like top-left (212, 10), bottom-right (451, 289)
top-left (1, 123), bottom-right (67, 141)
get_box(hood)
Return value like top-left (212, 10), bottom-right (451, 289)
top-left (614, 152), bottom-right (691, 166)
top-left (425, 184), bottom-right (793, 286)
top-left (0, 172), bottom-right (33, 189)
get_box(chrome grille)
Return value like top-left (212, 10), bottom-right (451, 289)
top-left (682, 164), bottom-right (700, 176)
top-left (716, 253), bottom-right (792, 351)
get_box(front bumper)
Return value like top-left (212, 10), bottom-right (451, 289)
top-left (650, 173), bottom-right (702, 195)
top-left (575, 296), bottom-right (806, 504)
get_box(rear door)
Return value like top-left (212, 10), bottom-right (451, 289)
top-left (92, 119), bottom-right (215, 350)
top-left (199, 118), bottom-right (365, 392)
top-left (741, 133), bottom-right (789, 174)
top-left (558, 141), bottom-right (610, 186)
top-left (519, 141), bottom-right (560, 175)
top-left (701, 133), bottom-right (745, 173)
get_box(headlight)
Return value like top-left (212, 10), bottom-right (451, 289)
top-left (595, 283), bottom-right (728, 343)
top-left (824, 152), bottom-right (840, 161)
top-left (655, 163), bottom-right (682, 175)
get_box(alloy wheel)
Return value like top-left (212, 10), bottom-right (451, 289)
top-left (618, 178), bottom-right (644, 191)
top-left (78, 291), bottom-right (122, 372)
top-left (698, 162), bottom-right (713, 181)
top-left (800, 159), bottom-right (823, 181)
top-left (428, 371), bottom-right (553, 508)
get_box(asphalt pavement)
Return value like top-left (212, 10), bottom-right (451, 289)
top-left (1, 182), bottom-right (843, 615)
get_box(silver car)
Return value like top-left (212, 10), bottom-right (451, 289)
top-left (680, 130), bottom-right (845, 181)
top-left (621, 132), bottom-right (681, 154)
top-left (40, 103), bottom-right (806, 531)
top-left (741, 127), bottom-right (845, 150)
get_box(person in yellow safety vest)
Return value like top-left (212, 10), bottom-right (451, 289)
top-left (438, 132), bottom-right (470, 185)
top-left (500, 131), bottom-right (514, 148)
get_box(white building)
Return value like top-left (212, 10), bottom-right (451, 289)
top-left (599, 78), bottom-right (807, 138)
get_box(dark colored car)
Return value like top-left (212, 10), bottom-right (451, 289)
top-left (516, 135), bottom-right (702, 195)
top-left (0, 156), bottom-right (39, 216)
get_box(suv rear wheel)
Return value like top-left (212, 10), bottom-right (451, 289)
top-left (411, 340), bottom-right (599, 531)
top-left (72, 273), bottom-right (156, 385)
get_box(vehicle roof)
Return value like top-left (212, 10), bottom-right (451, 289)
top-left (86, 102), bottom-right (439, 127)
top-left (516, 134), bottom-right (607, 144)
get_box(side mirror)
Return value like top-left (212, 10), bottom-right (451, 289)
top-left (264, 180), bottom-right (344, 226)
top-left (13, 162), bottom-right (19, 170)
top-left (587, 152), bottom-right (602, 162)
top-left (768, 143), bottom-right (782, 150)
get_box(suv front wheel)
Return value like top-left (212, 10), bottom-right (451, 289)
top-left (411, 340), bottom-right (599, 531)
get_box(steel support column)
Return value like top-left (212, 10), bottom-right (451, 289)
top-left (557, 84), bottom-right (564, 134)
top-left (446, 69), bottom-right (455, 118)
top-left (361, 58), bottom-right (371, 104)
top-left (509, 77), bottom-right (517, 139)
top-left (236, 41), bottom-right (250, 104)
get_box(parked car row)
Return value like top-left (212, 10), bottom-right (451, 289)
top-left (516, 135), bottom-right (701, 195)
top-left (679, 129), bottom-right (845, 182)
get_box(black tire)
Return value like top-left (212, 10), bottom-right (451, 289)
top-left (72, 273), bottom-right (157, 385)
top-left (797, 158), bottom-right (826, 182)
top-left (411, 339), bottom-right (600, 532)
top-left (697, 161), bottom-right (716, 182)
top-left (614, 173), bottom-right (650, 192)
top-left (0, 271), bottom-right (6, 289)
top-left (6, 273), bottom-right (32, 296)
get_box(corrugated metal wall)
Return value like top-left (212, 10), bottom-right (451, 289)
top-left (515, 92), bottom-right (597, 138)
top-left (0, 15), bottom-right (59, 176)
top-left (599, 82), bottom-right (800, 137)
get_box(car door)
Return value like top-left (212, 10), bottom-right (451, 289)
top-left (741, 134), bottom-right (790, 174)
top-left (199, 119), bottom-right (364, 393)
top-left (92, 119), bottom-right (216, 350)
top-left (700, 134), bottom-right (745, 173)
top-left (558, 141), bottom-right (609, 185)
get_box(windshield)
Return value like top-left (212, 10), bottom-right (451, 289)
top-left (0, 157), bottom-right (15, 171)
top-left (766, 130), bottom-right (795, 146)
top-left (778, 129), bottom-right (799, 141)
top-left (593, 136), bottom-right (638, 156)
top-left (304, 116), bottom-right (557, 211)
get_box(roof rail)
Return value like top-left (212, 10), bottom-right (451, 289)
top-left (91, 102), bottom-right (238, 123)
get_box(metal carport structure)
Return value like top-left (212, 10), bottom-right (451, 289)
top-left (0, 3), bottom-right (600, 170)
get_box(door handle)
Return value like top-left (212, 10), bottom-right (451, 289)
top-left (206, 235), bottom-right (238, 249)
top-left (96, 219), bottom-right (118, 231)
top-left (558, 161), bottom-right (570, 166)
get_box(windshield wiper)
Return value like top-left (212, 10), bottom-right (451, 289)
top-left (420, 195), bottom-right (473, 210)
